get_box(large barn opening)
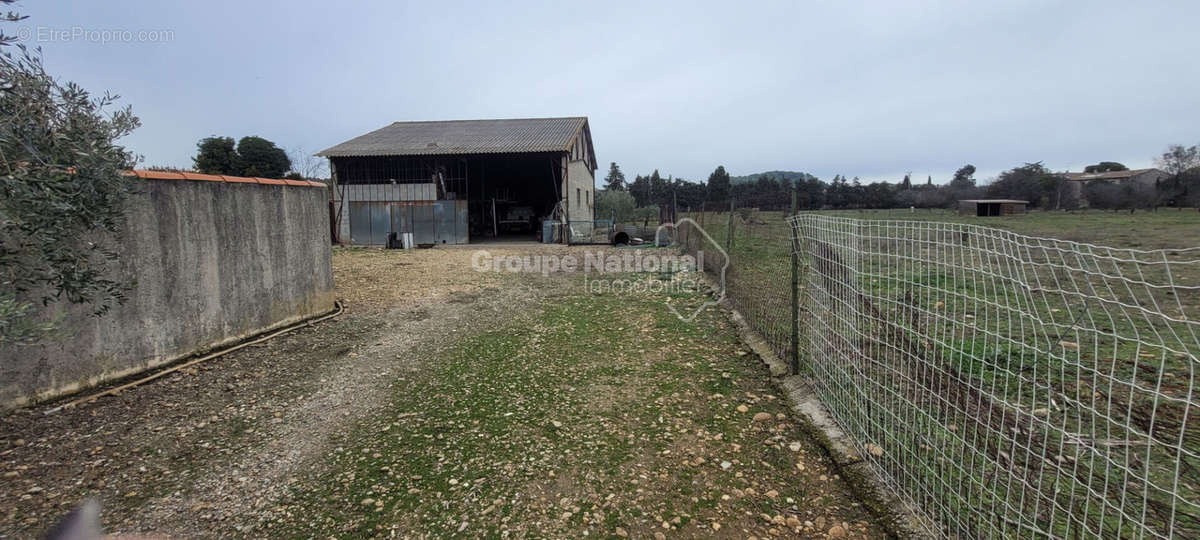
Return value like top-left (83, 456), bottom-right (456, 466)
top-left (467, 154), bottom-right (561, 243)
top-left (329, 154), bottom-right (563, 245)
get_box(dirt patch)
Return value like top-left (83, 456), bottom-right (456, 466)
top-left (582, 381), bottom-right (644, 414)
top-left (447, 292), bottom-right (480, 304)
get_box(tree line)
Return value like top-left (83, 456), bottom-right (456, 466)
top-left (598, 143), bottom-right (1200, 217)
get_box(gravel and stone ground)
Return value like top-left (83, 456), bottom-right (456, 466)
top-left (1, 245), bottom-right (884, 538)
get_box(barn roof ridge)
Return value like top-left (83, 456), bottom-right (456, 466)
top-left (316, 116), bottom-right (591, 160)
top-left (1060, 168), bottom-right (1164, 181)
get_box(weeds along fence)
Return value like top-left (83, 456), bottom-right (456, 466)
top-left (680, 210), bottom-right (1200, 538)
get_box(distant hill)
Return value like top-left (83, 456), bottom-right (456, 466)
top-left (730, 170), bottom-right (819, 184)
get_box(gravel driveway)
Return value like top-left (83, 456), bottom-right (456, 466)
top-left (0, 245), bottom-right (884, 538)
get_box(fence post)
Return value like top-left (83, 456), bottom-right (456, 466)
top-left (790, 186), bottom-right (800, 374)
top-left (726, 199), bottom-right (734, 253)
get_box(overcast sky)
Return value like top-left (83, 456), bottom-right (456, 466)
top-left (15, 0), bottom-right (1200, 184)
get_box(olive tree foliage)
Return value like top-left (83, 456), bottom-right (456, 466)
top-left (595, 188), bottom-right (637, 222)
top-left (0, 4), bottom-right (141, 345)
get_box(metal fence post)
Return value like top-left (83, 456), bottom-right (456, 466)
top-left (726, 199), bottom-right (734, 253)
top-left (789, 186), bottom-right (800, 374)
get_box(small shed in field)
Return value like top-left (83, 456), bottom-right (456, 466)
top-left (958, 199), bottom-right (1028, 217)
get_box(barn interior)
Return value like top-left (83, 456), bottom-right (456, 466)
top-left (332, 154), bottom-right (563, 245)
top-left (468, 154), bottom-right (563, 242)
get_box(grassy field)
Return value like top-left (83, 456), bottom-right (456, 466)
top-left (678, 208), bottom-right (1200, 537)
top-left (681, 209), bottom-right (1200, 354)
top-left (690, 207), bottom-right (1200, 250)
top-left (810, 208), bottom-right (1200, 251)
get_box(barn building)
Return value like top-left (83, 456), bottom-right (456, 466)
top-left (318, 117), bottom-right (597, 245)
top-left (957, 199), bottom-right (1029, 216)
top-left (1059, 168), bottom-right (1169, 206)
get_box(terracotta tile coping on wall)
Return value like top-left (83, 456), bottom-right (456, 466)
top-left (127, 170), bottom-right (326, 188)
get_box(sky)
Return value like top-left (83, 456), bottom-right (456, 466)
top-left (13, 0), bottom-right (1200, 185)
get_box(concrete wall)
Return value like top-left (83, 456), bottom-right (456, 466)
top-left (0, 177), bottom-right (335, 410)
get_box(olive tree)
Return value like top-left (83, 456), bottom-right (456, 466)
top-left (0, 6), bottom-right (141, 345)
top-left (595, 188), bottom-right (637, 222)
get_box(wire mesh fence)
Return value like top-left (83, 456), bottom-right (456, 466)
top-left (565, 219), bottom-right (614, 245)
top-left (679, 201), bottom-right (796, 363)
top-left (786, 213), bottom-right (1199, 538)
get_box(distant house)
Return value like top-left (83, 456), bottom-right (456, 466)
top-left (1059, 168), bottom-right (1169, 205)
top-left (957, 199), bottom-right (1028, 216)
top-left (318, 117), bottom-right (597, 245)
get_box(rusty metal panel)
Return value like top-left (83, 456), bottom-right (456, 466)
top-left (390, 202), bottom-right (410, 234)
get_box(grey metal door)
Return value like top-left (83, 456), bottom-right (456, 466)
top-left (349, 202), bottom-right (370, 245)
top-left (455, 201), bottom-right (469, 244)
top-left (369, 203), bottom-right (390, 245)
top-left (390, 202), bottom-right (410, 234)
top-left (434, 201), bottom-right (455, 245)
top-left (411, 203), bottom-right (436, 245)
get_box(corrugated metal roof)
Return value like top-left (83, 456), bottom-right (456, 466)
top-left (317, 117), bottom-right (588, 158)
